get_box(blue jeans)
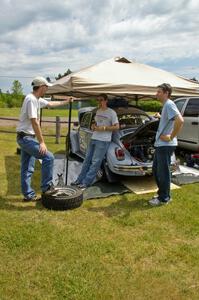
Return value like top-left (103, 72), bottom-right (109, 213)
top-left (77, 139), bottom-right (110, 187)
top-left (17, 136), bottom-right (54, 199)
top-left (152, 146), bottom-right (175, 202)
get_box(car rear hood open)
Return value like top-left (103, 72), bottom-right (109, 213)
top-left (121, 119), bottom-right (159, 142)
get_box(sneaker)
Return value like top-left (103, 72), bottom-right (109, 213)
top-left (77, 183), bottom-right (87, 191)
top-left (42, 184), bottom-right (56, 195)
top-left (71, 180), bottom-right (80, 186)
top-left (23, 195), bottom-right (39, 202)
top-left (149, 197), bottom-right (172, 206)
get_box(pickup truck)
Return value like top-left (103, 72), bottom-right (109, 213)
top-left (174, 97), bottom-right (199, 151)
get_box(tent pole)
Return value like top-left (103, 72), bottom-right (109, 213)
top-left (40, 108), bottom-right (43, 127)
top-left (65, 100), bottom-right (72, 185)
top-left (135, 95), bottom-right (138, 107)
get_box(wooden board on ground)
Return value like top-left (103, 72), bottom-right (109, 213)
top-left (121, 176), bottom-right (180, 194)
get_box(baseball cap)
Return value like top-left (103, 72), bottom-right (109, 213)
top-left (31, 76), bottom-right (52, 87)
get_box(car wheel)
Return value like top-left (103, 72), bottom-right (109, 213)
top-left (185, 154), bottom-right (195, 168)
top-left (101, 161), bottom-right (119, 183)
top-left (41, 186), bottom-right (83, 211)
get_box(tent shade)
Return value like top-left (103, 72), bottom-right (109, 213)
top-left (47, 57), bottom-right (199, 98)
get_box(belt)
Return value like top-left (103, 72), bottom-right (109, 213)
top-left (17, 132), bottom-right (35, 138)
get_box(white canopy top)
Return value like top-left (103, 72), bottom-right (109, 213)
top-left (47, 57), bottom-right (199, 98)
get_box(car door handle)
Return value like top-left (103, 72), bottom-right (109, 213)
top-left (191, 122), bottom-right (198, 125)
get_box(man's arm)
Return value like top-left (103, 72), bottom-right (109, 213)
top-left (47, 97), bottom-right (74, 108)
top-left (31, 118), bottom-right (47, 155)
top-left (33, 97), bottom-right (75, 154)
top-left (160, 114), bottom-right (184, 142)
top-left (104, 123), bottom-right (120, 131)
top-left (93, 123), bottom-right (119, 132)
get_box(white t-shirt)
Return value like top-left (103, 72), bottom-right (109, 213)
top-left (17, 93), bottom-right (49, 135)
top-left (92, 107), bottom-right (119, 142)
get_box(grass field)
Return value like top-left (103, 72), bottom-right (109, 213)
top-left (0, 107), bottom-right (78, 118)
top-left (0, 131), bottom-right (199, 300)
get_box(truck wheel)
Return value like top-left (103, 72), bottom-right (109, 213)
top-left (41, 186), bottom-right (83, 211)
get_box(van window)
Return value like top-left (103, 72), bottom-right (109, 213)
top-left (175, 99), bottom-right (186, 112)
top-left (184, 99), bottom-right (199, 117)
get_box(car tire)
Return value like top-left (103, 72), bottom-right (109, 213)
top-left (185, 154), bottom-right (195, 168)
top-left (102, 161), bottom-right (119, 183)
top-left (41, 186), bottom-right (83, 211)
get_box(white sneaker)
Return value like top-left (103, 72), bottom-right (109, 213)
top-left (149, 197), bottom-right (162, 206)
top-left (77, 183), bottom-right (87, 191)
top-left (149, 197), bottom-right (172, 206)
top-left (71, 180), bottom-right (80, 186)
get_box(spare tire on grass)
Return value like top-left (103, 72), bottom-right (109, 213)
top-left (41, 186), bottom-right (83, 211)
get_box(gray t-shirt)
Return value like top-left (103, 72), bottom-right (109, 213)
top-left (155, 99), bottom-right (180, 147)
top-left (92, 108), bottom-right (119, 142)
top-left (17, 93), bottom-right (49, 135)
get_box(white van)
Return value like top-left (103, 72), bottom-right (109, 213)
top-left (174, 97), bottom-right (199, 151)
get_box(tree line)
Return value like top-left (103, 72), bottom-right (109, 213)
top-left (0, 80), bottom-right (24, 108)
top-left (0, 70), bottom-right (73, 108)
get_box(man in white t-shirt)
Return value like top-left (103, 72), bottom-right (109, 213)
top-left (17, 76), bottom-right (73, 201)
top-left (71, 93), bottom-right (119, 190)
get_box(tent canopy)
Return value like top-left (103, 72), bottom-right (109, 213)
top-left (47, 57), bottom-right (199, 98)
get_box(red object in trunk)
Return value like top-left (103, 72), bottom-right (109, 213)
top-left (123, 142), bottom-right (130, 149)
top-left (191, 153), bottom-right (199, 159)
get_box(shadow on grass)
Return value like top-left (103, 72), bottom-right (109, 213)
top-left (87, 193), bottom-right (153, 218)
top-left (4, 155), bottom-right (41, 196)
top-left (0, 196), bottom-right (44, 211)
top-left (5, 155), bottom-right (21, 195)
top-left (3, 155), bottom-right (153, 215)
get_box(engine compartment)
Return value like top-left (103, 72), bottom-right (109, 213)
top-left (121, 121), bottom-right (158, 163)
top-left (123, 138), bottom-right (155, 162)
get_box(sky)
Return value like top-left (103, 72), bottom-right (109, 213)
top-left (0, 0), bottom-right (199, 94)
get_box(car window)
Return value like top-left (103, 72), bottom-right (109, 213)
top-left (118, 114), bottom-right (150, 127)
top-left (184, 99), bottom-right (199, 117)
top-left (175, 99), bottom-right (186, 112)
top-left (80, 112), bottom-right (92, 128)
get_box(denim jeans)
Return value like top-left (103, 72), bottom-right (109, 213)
top-left (17, 136), bottom-right (54, 199)
top-left (152, 146), bottom-right (176, 202)
top-left (77, 139), bottom-right (110, 187)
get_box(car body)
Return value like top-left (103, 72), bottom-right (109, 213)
top-left (174, 97), bottom-right (199, 151)
top-left (70, 105), bottom-right (177, 181)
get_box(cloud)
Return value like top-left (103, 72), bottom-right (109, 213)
top-left (0, 0), bottom-right (199, 92)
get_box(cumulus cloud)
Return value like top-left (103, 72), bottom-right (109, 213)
top-left (0, 0), bottom-right (199, 92)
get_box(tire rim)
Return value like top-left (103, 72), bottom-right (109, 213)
top-left (52, 187), bottom-right (79, 197)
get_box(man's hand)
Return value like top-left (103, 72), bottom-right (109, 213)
top-left (91, 123), bottom-right (96, 131)
top-left (68, 96), bottom-right (75, 103)
top-left (62, 97), bottom-right (73, 105)
top-left (160, 114), bottom-right (184, 142)
top-left (92, 125), bottom-right (103, 131)
top-left (160, 134), bottom-right (172, 142)
top-left (39, 142), bottom-right (48, 155)
top-left (154, 112), bottom-right (161, 119)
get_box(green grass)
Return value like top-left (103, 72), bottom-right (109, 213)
top-left (0, 107), bottom-right (78, 118)
top-left (0, 131), bottom-right (199, 300)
